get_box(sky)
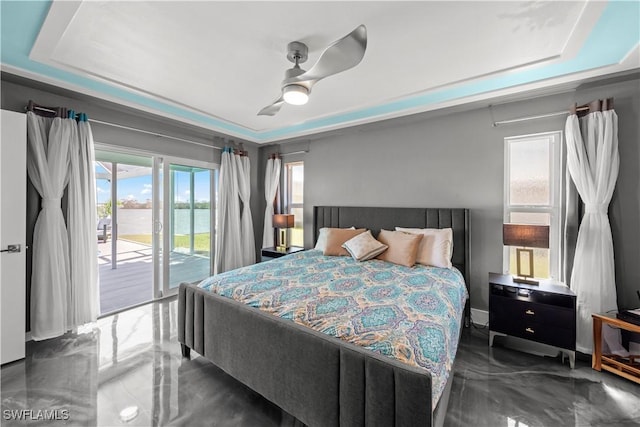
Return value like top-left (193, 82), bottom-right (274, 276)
top-left (96, 167), bottom-right (212, 205)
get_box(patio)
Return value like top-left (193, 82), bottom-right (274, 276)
top-left (98, 239), bottom-right (211, 315)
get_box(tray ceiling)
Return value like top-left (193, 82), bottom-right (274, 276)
top-left (1, 1), bottom-right (639, 143)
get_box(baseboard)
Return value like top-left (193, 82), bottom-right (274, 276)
top-left (471, 308), bottom-right (488, 327)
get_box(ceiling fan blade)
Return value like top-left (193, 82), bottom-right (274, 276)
top-left (258, 96), bottom-right (285, 116)
top-left (291, 25), bottom-right (367, 86)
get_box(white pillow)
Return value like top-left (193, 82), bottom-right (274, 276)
top-left (395, 227), bottom-right (453, 269)
top-left (315, 226), bottom-right (355, 251)
top-left (342, 230), bottom-right (388, 261)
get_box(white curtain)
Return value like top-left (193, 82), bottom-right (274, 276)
top-left (565, 101), bottom-right (619, 354)
top-left (236, 154), bottom-right (255, 265)
top-left (67, 114), bottom-right (99, 325)
top-left (262, 156), bottom-right (281, 248)
top-left (27, 112), bottom-right (71, 340)
top-left (27, 110), bottom-right (99, 340)
top-left (215, 148), bottom-right (243, 274)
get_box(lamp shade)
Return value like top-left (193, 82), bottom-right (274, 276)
top-left (273, 214), bottom-right (294, 229)
top-left (503, 224), bottom-right (549, 248)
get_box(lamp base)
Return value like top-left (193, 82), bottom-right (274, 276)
top-left (513, 276), bottom-right (539, 286)
top-left (276, 228), bottom-right (289, 253)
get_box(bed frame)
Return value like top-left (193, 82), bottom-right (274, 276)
top-left (179, 206), bottom-right (470, 427)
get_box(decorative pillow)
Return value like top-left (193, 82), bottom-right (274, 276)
top-left (342, 230), bottom-right (388, 261)
top-left (323, 228), bottom-right (367, 256)
top-left (315, 227), bottom-right (355, 251)
top-left (395, 227), bottom-right (453, 269)
top-left (375, 229), bottom-right (423, 267)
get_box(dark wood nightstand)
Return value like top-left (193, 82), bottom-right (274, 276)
top-left (489, 272), bottom-right (576, 368)
top-left (261, 246), bottom-right (305, 262)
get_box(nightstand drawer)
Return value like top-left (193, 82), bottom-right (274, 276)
top-left (490, 310), bottom-right (575, 349)
top-left (491, 295), bottom-right (575, 328)
top-left (513, 321), bottom-right (575, 350)
top-left (490, 283), bottom-right (575, 308)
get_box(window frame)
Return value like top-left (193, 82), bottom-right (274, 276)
top-left (283, 161), bottom-right (304, 247)
top-left (503, 131), bottom-right (563, 279)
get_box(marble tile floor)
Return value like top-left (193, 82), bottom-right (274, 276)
top-left (448, 328), bottom-right (640, 427)
top-left (1, 297), bottom-right (638, 427)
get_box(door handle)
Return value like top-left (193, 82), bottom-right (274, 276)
top-left (1, 244), bottom-right (21, 253)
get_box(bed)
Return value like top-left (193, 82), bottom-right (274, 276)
top-left (179, 206), bottom-right (470, 427)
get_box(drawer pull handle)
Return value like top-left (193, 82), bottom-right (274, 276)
top-left (525, 309), bottom-right (535, 315)
top-left (525, 327), bottom-right (535, 334)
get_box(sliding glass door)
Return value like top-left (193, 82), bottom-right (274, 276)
top-left (162, 158), bottom-right (216, 296)
top-left (96, 147), bottom-right (217, 309)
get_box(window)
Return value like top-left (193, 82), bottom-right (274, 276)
top-left (504, 131), bottom-right (562, 279)
top-left (284, 161), bottom-right (304, 247)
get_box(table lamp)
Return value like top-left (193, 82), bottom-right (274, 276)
top-left (273, 214), bottom-right (294, 252)
top-left (503, 223), bottom-right (549, 285)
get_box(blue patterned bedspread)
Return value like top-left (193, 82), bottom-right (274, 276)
top-left (199, 249), bottom-right (468, 406)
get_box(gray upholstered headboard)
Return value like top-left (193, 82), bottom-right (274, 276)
top-left (313, 206), bottom-right (470, 326)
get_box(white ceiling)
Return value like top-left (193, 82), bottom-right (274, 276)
top-left (6, 1), bottom-right (640, 143)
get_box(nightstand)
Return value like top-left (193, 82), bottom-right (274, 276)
top-left (261, 246), bottom-right (305, 262)
top-left (489, 272), bottom-right (576, 368)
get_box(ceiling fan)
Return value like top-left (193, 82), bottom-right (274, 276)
top-left (258, 25), bottom-right (367, 116)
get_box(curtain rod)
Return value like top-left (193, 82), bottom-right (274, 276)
top-left (26, 105), bottom-right (222, 150)
top-left (90, 118), bottom-right (222, 150)
top-left (492, 106), bottom-right (590, 127)
top-left (280, 150), bottom-right (308, 157)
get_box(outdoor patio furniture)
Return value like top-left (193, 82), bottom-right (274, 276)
top-left (97, 218), bottom-right (112, 242)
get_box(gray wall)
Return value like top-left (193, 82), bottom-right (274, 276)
top-left (261, 76), bottom-right (640, 313)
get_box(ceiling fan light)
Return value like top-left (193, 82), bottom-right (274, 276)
top-left (283, 85), bottom-right (309, 105)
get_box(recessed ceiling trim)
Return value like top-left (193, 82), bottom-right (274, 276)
top-left (255, 1), bottom-right (640, 141)
top-left (29, 1), bottom-right (258, 136)
top-left (2, 1), bottom-right (639, 144)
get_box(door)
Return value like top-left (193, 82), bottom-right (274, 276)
top-left (95, 151), bottom-right (155, 314)
top-left (1, 110), bottom-right (27, 364)
top-left (162, 158), bottom-right (216, 295)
